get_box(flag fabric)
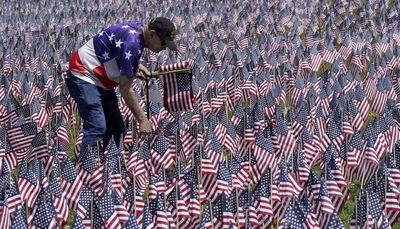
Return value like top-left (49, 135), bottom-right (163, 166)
top-left (6, 122), bottom-right (37, 162)
top-left (162, 61), bottom-right (194, 112)
top-left (17, 162), bottom-right (40, 208)
top-left (60, 157), bottom-right (84, 211)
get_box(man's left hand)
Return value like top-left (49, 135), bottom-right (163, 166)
top-left (138, 63), bottom-right (151, 79)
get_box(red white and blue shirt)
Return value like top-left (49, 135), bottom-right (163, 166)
top-left (69, 21), bottom-right (144, 89)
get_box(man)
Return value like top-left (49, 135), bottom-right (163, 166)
top-left (66, 17), bottom-right (177, 149)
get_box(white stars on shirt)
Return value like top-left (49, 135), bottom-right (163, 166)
top-left (138, 49), bottom-right (141, 55)
top-left (115, 39), bottom-right (123, 48)
top-left (99, 31), bottom-right (105, 36)
top-left (125, 51), bottom-right (132, 60)
top-left (122, 25), bottom-right (130, 29)
top-left (108, 33), bottom-right (115, 41)
top-left (129, 30), bottom-right (137, 35)
top-left (102, 51), bottom-right (110, 60)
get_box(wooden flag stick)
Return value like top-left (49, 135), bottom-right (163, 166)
top-left (384, 174), bottom-right (387, 216)
top-left (245, 209), bottom-right (249, 229)
top-left (355, 197), bottom-right (358, 228)
top-left (133, 176), bottom-right (137, 217)
top-left (96, 141), bottom-right (101, 161)
top-left (90, 198), bottom-right (94, 228)
top-left (209, 201), bottom-right (215, 229)
top-left (138, 68), bottom-right (191, 79)
top-left (393, 144), bottom-right (397, 168)
top-left (121, 146), bottom-right (136, 217)
top-left (176, 131), bottom-right (180, 229)
top-left (236, 188), bottom-right (240, 228)
top-left (176, 178), bottom-right (180, 229)
top-left (163, 167), bottom-right (167, 209)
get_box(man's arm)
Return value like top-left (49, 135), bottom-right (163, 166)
top-left (119, 76), bottom-right (152, 136)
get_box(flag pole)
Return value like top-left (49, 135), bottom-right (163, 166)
top-left (209, 201), bottom-right (215, 229)
top-left (384, 174), bottom-right (387, 216)
top-left (133, 175), bottom-right (137, 218)
top-left (366, 191), bottom-right (369, 225)
top-left (145, 77), bottom-right (150, 120)
top-left (96, 141), bottom-right (100, 161)
top-left (91, 196), bottom-right (94, 228)
top-left (235, 187), bottom-right (240, 228)
top-left (137, 68), bottom-right (191, 80)
top-left (355, 196), bottom-right (358, 228)
top-left (176, 177), bottom-right (180, 229)
top-left (176, 131), bottom-right (180, 229)
top-left (47, 31), bottom-right (66, 84)
top-left (163, 166), bottom-right (167, 210)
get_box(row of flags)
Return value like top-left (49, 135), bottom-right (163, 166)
top-left (1, 0), bottom-right (400, 228)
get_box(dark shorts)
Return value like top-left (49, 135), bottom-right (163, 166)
top-left (65, 71), bottom-right (125, 149)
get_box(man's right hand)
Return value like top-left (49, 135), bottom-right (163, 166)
top-left (120, 76), bottom-right (152, 138)
top-left (138, 119), bottom-right (152, 137)
top-left (138, 63), bottom-right (151, 77)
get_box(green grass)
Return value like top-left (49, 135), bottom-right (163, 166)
top-left (65, 209), bottom-right (75, 228)
top-left (340, 180), bottom-right (361, 228)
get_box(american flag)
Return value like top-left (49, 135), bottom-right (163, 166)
top-left (163, 71), bottom-right (194, 112)
top-left (154, 193), bottom-right (170, 229)
top-left (299, 195), bottom-right (320, 228)
top-left (371, 78), bottom-right (388, 114)
top-left (316, 179), bottom-right (335, 227)
top-left (6, 178), bottom-right (23, 215)
top-left (111, 191), bottom-right (130, 224)
top-left (0, 189), bottom-right (11, 229)
top-left (253, 169), bottom-right (273, 217)
top-left (71, 212), bottom-right (86, 229)
top-left (30, 192), bottom-right (58, 229)
top-left (230, 153), bottom-right (249, 190)
top-left (17, 162), bottom-right (40, 208)
top-left (200, 203), bottom-right (213, 229)
top-left (252, 132), bottom-right (276, 174)
top-left (6, 122), bottom-right (37, 161)
top-left (326, 212), bottom-right (345, 229)
top-left (275, 113), bottom-right (296, 159)
top-left (141, 205), bottom-right (155, 229)
top-left (47, 174), bottom-right (70, 223)
top-left (347, 129), bottom-right (365, 167)
top-left (60, 157), bottom-right (83, 211)
top-left (278, 159), bottom-right (303, 198)
top-left (94, 193), bottom-right (121, 229)
top-left (27, 130), bottom-right (49, 162)
top-left (10, 207), bottom-right (27, 228)
top-left (216, 163), bottom-right (232, 197)
top-left (150, 134), bottom-right (174, 172)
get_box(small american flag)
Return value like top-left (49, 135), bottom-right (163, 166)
top-left (6, 122), bottom-right (37, 161)
top-left (17, 162), bottom-right (40, 208)
top-left (161, 60), bottom-right (193, 112)
top-left (10, 207), bottom-right (27, 228)
top-left (163, 72), bottom-right (194, 112)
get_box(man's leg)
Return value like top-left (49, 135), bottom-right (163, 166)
top-left (99, 88), bottom-right (125, 149)
top-left (65, 72), bottom-right (106, 148)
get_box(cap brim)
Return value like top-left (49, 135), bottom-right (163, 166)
top-left (164, 39), bottom-right (177, 51)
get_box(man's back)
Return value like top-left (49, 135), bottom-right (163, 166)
top-left (69, 21), bottom-right (144, 89)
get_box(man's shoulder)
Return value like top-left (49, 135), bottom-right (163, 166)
top-left (109, 21), bottom-right (143, 30)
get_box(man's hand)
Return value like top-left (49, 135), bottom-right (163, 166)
top-left (138, 119), bottom-right (152, 137)
top-left (138, 63), bottom-right (151, 79)
top-left (119, 76), bottom-right (152, 137)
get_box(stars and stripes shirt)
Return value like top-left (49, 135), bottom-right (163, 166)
top-left (68, 21), bottom-right (144, 89)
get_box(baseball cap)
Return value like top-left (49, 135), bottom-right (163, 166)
top-left (148, 17), bottom-right (177, 51)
